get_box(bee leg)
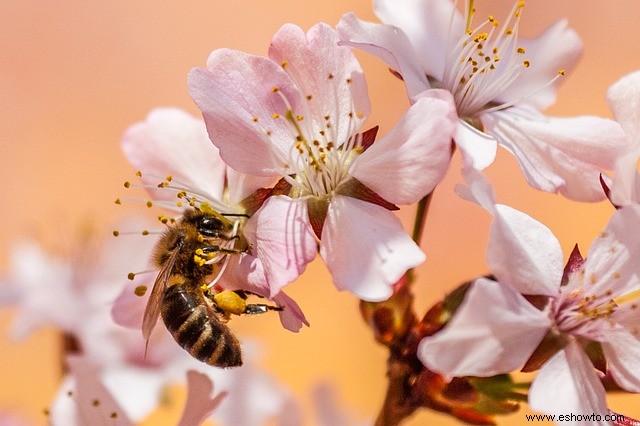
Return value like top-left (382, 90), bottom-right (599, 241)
top-left (200, 245), bottom-right (247, 255)
top-left (244, 303), bottom-right (284, 315)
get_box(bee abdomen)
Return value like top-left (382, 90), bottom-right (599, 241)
top-left (161, 284), bottom-right (242, 367)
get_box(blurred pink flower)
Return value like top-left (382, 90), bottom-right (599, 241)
top-left (419, 169), bottom-right (640, 419)
top-left (188, 23), bottom-right (457, 302)
top-left (120, 107), bottom-right (308, 331)
top-left (338, 0), bottom-right (627, 201)
top-left (51, 357), bottom-right (227, 426)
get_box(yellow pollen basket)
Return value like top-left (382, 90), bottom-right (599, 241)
top-left (213, 290), bottom-right (247, 316)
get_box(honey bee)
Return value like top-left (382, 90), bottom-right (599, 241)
top-left (143, 203), bottom-right (282, 368)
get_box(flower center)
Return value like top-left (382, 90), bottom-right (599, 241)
top-left (553, 286), bottom-right (640, 340)
top-left (271, 87), bottom-right (363, 199)
top-left (442, 1), bottom-right (563, 121)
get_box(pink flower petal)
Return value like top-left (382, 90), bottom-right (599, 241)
top-left (121, 108), bottom-right (226, 202)
top-left (458, 167), bottom-right (563, 296)
top-left (269, 23), bottom-right (370, 141)
top-left (611, 150), bottom-right (640, 207)
top-left (498, 20), bottom-right (583, 110)
top-left (225, 168), bottom-right (277, 206)
top-left (336, 13), bottom-right (430, 101)
top-left (246, 195), bottom-right (317, 297)
top-left (418, 277), bottom-right (550, 377)
top-left (188, 50), bottom-right (305, 176)
top-left (583, 205), bottom-right (640, 298)
top-left (65, 356), bottom-right (134, 425)
top-left (320, 195), bottom-right (425, 302)
top-left (111, 282), bottom-right (147, 329)
top-left (601, 325), bottom-right (640, 393)
top-left (373, 0), bottom-right (464, 82)
top-left (488, 204), bottom-right (564, 296)
top-left (454, 122), bottom-right (498, 170)
top-left (529, 341), bottom-right (608, 418)
top-left (607, 70), bottom-right (640, 148)
top-left (178, 371), bottom-right (227, 426)
top-left (350, 89), bottom-right (455, 205)
top-left (482, 106), bottom-right (627, 201)
top-left (222, 254), bottom-right (309, 332)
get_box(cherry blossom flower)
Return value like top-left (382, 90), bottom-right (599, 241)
top-left (337, 0), bottom-right (627, 201)
top-left (50, 357), bottom-right (227, 426)
top-left (418, 169), bottom-right (640, 419)
top-left (0, 222), bottom-right (154, 339)
top-left (607, 70), bottom-right (640, 207)
top-left (120, 107), bottom-right (308, 331)
top-left (188, 23), bottom-right (457, 302)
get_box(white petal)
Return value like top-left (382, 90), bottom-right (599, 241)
top-left (419, 278), bottom-right (550, 377)
top-left (336, 13), bottom-right (430, 101)
top-left (607, 70), bottom-right (640, 148)
top-left (454, 121), bottom-right (498, 170)
top-left (455, 167), bottom-right (497, 214)
top-left (320, 195), bottom-right (424, 302)
top-left (610, 150), bottom-right (640, 207)
top-left (482, 107), bottom-right (627, 201)
top-left (374, 0), bottom-right (464, 82)
top-left (583, 205), bottom-right (640, 297)
top-left (601, 325), bottom-right (640, 393)
top-left (488, 204), bottom-right (564, 296)
top-left (529, 341), bottom-right (609, 423)
top-left (350, 89), bottom-right (456, 204)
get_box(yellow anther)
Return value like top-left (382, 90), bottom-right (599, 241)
top-left (306, 95), bottom-right (313, 100)
top-left (252, 115), bottom-right (259, 122)
top-left (614, 272), bottom-right (621, 279)
top-left (319, 130), bottom-right (325, 136)
top-left (346, 78), bottom-right (352, 83)
top-left (136, 170), bottom-right (142, 177)
top-left (195, 248), bottom-right (204, 256)
top-left (492, 47), bottom-right (499, 54)
top-left (127, 272), bottom-right (135, 280)
top-left (281, 60), bottom-right (287, 68)
top-left (558, 69), bottom-right (566, 76)
top-left (506, 28), bottom-right (513, 35)
top-left (142, 230), bottom-right (149, 236)
top-left (271, 86), bottom-right (279, 93)
top-left (523, 60), bottom-right (531, 68)
top-left (518, 1), bottom-right (526, 7)
top-left (356, 112), bottom-right (364, 119)
top-left (197, 234), bottom-right (204, 242)
top-left (494, 56), bottom-right (501, 62)
top-left (517, 47), bottom-right (526, 54)
top-left (296, 115), bottom-right (304, 121)
top-left (272, 113), bottom-right (280, 119)
top-left (115, 198), bottom-right (121, 205)
top-left (266, 130), bottom-right (272, 136)
top-left (176, 201), bottom-right (183, 207)
top-left (177, 190), bottom-right (187, 198)
top-left (146, 201), bottom-right (153, 208)
top-left (165, 175), bottom-right (172, 182)
top-left (328, 73), bottom-right (334, 79)
top-left (124, 181), bottom-right (131, 188)
top-left (113, 230), bottom-right (120, 237)
top-left (158, 215), bottom-right (168, 224)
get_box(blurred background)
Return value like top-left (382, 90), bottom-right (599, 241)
top-left (1, 0), bottom-right (640, 424)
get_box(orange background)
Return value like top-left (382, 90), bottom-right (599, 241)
top-left (1, 0), bottom-right (640, 424)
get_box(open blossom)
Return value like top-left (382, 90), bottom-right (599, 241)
top-left (188, 22), bottom-right (457, 301)
top-left (419, 169), bottom-right (640, 420)
top-left (608, 70), bottom-right (640, 207)
top-left (337, 0), bottom-right (627, 201)
top-left (120, 107), bottom-right (308, 331)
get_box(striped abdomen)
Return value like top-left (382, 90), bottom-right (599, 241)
top-left (161, 283), bottom-right (242, 367)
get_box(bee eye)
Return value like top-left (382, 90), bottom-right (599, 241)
top-left (198, 217), bottom-right (223, 237)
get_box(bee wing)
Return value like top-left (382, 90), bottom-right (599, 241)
top-left (142, 241), bottom-right (182, 341)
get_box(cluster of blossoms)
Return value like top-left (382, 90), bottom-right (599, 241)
top-left (3, 0), bottom-right (640, 425)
